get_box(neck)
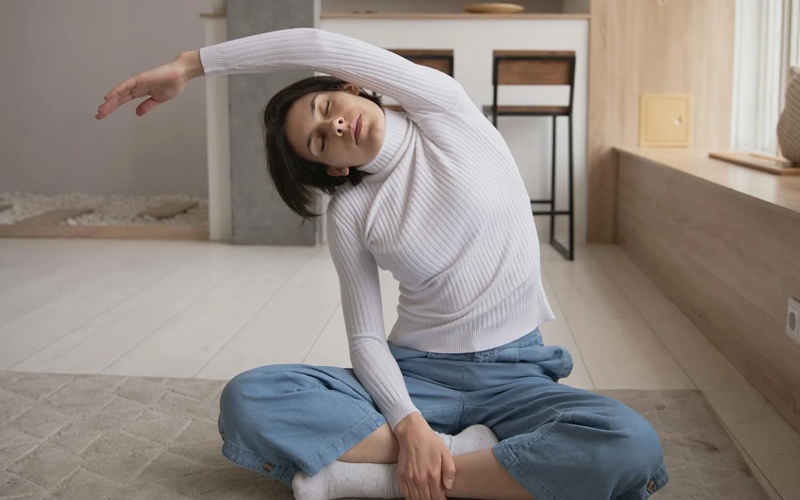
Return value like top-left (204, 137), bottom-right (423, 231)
top-left (357, 110), bottom-right (410, 175)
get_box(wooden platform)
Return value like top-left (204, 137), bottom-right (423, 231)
top-left (139, 201), bottom-right (198, 219)
top-left (16, 208), bottom-right (93, 225)
top-left (0, 204), bottom-right (208, 241)
top-left (616, 147), bottom-right (800, 215)
top-left (710, 151), bottom-right (800, 175)
top-left (615, 146), bottom-right (800, 435)
top-left (0, 224), bottom-right (208, 240)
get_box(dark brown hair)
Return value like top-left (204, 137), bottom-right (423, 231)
top-left (263, 76), bottom-right (382, 220)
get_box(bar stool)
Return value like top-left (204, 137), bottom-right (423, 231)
top-left (484, 50), bottom-right (576, 261)
top-left (381, 49), bottom-right (454, 112)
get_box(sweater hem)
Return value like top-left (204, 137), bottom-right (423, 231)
top-left (389, 307), bottom-right (555, 354)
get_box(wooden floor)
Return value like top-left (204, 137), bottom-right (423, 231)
top-left (0, 238), bottom-right (798, 499)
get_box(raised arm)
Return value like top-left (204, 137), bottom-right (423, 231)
top-left (199, 28), bottom-right (465, 115)
top-left (97, 28), bottom-right (464, 120)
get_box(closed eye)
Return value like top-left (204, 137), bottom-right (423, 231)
top-left (320, 101), bottom-right (331, 152)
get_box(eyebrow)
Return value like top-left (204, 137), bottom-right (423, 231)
top-left (306, 94), bottom-right (319, 155)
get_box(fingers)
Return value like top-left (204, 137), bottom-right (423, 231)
top-left (428, 477), bottom-right (446, 500)
top-left (441, 452), bottom-right (456, 491)
top-left (104, 77), bottom-right (136, 101)
top-left (399, 478), bottom-right (410, 500)
top-left (415, 483), bottom-right (431, 500)
top-left (96, 94), bottom-right (133, 119)
top-left (400, 470), bottom-right (444, 500)
top-left (412, 472), bottom-right (445, 500)
top-left (96, 77), bottom-right (139, 119)
top-left (406, 477), bottom-right (436, 500)
top-left (422, 482), bottom-right (438, 500)
top-left (96, 93), bottom-right (126, 120)
top-left (136, 97), bottom-right (161, 116)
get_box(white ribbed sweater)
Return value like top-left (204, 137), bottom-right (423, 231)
top-left (200, 28), bottom-right (554, 428)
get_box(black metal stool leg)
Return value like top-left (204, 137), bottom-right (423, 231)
top-left (550, 115), bottom-right (557, 243)
top-left (548, 114), bottom-right (575, 262)
top-left (567, 114), bottom-right (575, 260)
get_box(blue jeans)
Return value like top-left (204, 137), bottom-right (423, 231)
top-left (218, 329), bottom-right (669, 500)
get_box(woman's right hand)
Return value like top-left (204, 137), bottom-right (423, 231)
top-left (95, 50), bottom-right (203, 120)
top-left (394, 413), bottom-right (456, 500)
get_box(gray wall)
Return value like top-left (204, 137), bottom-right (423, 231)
top-left (227, 0), bottom-right (318, 245)
top-left (0, 0), bottom-right (208, 196)
top-left (562, 0), bottom-right (591, 14)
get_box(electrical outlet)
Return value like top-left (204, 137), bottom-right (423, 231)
top-left (787, 297), bottom-right (800, 344)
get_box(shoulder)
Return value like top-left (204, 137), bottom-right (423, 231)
top-left (411, 94), bottom-right (494, 138)
top-left (326, 189), bottom-right (364, 241)
top-left (327, 187), bottom-right (355, 223)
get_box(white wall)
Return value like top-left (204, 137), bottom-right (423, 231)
top-left (0, 0), bottom-right (208, 196)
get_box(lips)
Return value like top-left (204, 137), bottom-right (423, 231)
top-left (353, 114), bottom-right (362, 144)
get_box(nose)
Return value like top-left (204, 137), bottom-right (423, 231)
top-left (330, 116), bottom-right (346, 137)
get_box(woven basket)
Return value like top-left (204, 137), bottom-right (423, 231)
top-left (777, 67), bottom-right (800, 162)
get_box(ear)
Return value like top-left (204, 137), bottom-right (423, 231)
top-left (340, 83), bottom-right (361, 96)
top-left (326, 166), bottom-right (351, 177)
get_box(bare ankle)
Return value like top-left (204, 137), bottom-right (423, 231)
top-left (339, 424), bottom-right (399, 463)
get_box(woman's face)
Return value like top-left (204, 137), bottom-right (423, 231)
top-left (285, 84), bottom-right (386, 177)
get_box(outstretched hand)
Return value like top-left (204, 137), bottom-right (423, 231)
top-left (95, 51), bottom-right (201, 120)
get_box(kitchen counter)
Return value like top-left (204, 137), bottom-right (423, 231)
top-left (321, 12), bottom-right (590, 19)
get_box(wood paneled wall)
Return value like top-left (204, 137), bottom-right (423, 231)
top-left (587, 0), bottom-right (736, 242)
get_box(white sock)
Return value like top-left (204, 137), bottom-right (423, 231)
top-left (293, 461), bottom-right (402, 500)
top-left (440, 424), bottom-right (499, 455)
top-left (292, 425), bottom-right (498, 500)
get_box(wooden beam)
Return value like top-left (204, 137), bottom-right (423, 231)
top-left (140, 201), bottom-right (198, 219)
top-left (0, 224), bottom-right (208, 240)
top-left (16, 208), bottom-right (92, 226)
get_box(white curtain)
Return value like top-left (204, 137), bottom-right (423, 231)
top-left (791, 0), bottom-right (800, 67)
top-left (731, 0), bottom-right (785, 154)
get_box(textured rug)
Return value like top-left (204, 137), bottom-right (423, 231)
top-left (0, 372), bottom-right (769, 500)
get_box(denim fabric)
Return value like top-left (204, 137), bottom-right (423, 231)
top-left (218, 329), bottom-right (668, 500)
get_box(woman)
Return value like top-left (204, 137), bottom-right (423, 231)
top-left (97, 28), bottom-right (668, 500)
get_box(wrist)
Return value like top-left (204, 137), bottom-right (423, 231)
top-left (394, 412), bottom-right (426, 437)
top-left (179, 50), bottom-right (205, 80)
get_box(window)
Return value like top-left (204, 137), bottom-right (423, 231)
top-left (792, 0), bottom-right (800, 66)
top-left (731, 0), bottom-right (799, 155)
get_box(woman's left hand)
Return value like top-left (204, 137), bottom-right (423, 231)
top-left (394, 413), bottom-right (456, 500)
top-left (96, 51), bottom-right (203, 120)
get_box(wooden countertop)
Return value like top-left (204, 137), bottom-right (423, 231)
top-left (616, 147), bottom-right (800, 217)
top-left (321, 13), bottom-right (590, 20)
top-left (203, 12), bottom-right (590, 20)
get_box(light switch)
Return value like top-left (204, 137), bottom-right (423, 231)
top-left (639, 94), bottom-right (692, 147)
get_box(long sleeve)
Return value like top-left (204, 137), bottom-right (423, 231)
top-left (199, 28), bottom-right (465, 115)
top-left (327, 204), bottom-right (420, 430)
